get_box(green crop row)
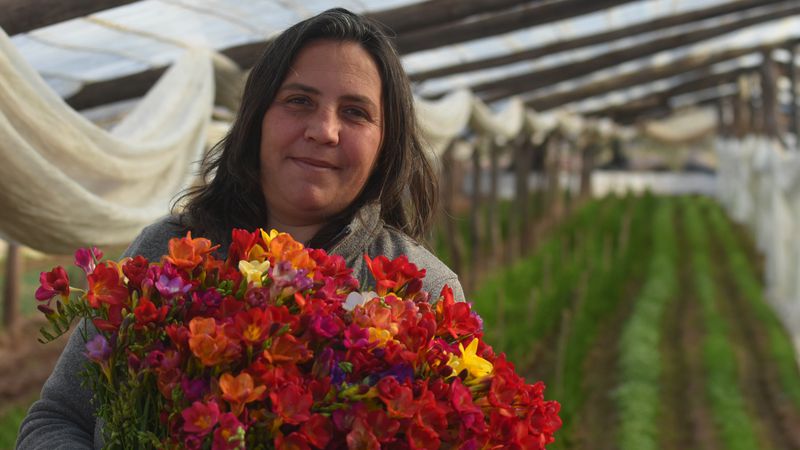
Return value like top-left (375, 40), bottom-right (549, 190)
top-left (682, 198), bottom-right (762, 450)
top-left (704, 201), bottom-right (800, 411)
top-left (613, 198), bottom-right (677, 450)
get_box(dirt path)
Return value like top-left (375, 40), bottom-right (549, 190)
top-left (660, 210), bottom-right (721, 450)
top-left (0, 316), bottom-right (67, 415)
top-left (709, 228), bottom-right (800, 450)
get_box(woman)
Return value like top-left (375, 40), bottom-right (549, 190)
top-left (17, 8), bottom-right (464, 448)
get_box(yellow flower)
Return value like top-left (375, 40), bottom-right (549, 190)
top-left (447, 338), bottom-right (493, 379)
top-left (368, 327), bottom-right (393, 347)
top-left (238, 260), bottom-right (270, 287)
top-left (260, 229), bottom-right (280, 245)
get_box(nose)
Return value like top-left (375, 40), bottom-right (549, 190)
top-left (304, 107), bottom-right (340, 146)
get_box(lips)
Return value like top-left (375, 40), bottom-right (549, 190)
top-left (290, 157), bottom-right (338, 170)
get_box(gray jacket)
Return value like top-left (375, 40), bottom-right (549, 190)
top-left (16, 204), bottom-right (464, 449)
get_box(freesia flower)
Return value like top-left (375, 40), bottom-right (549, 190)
top-left (35, 267), bottom-right (70, 302)
top-left (86, 262), bottom-right (127, 308)
top-left (269, 382), bottom-right (312, 424)
top-left (212, 413), bottom-right (246, 450)
top-left (74, 247), bottom-right (103, 274)
top-left (220, 372), bottom-right (266, 416)
top-left (121, 255), bottom-right (149, 288)
top-left (166, 232), bottom-right (218, 270)
top-left (447, 338), bottom-right (493, 379)
top-left (156, 273), bottom-right (191, 298)
top-left (238, 259), bottom-right (270, 287)
top-left (181, 400), bottom-right (220, 436)
top-left (84, 334), bottom-right (111, 363)
top-left (188, 317), bottom-right (240, 366)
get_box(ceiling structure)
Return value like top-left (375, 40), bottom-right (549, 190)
top-left (3, 0), bottom-right (799, 125)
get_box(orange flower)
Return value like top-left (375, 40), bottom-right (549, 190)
top-left (188, 317), bottom-right (239, 366)
top-left (219, 372), bottom-right (266, 416)
top-left (262, 334), bottom-right (312, 365)
top-left (268, 233), bottom-right (315, 271)
top-left (166, 232), bottom-right (219, 270)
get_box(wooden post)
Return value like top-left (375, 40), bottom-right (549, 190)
top-left (547, 133), bottom-right (564, 219)
top-left (514, 135), bottom-right (533, 258)
top-left (2, 243), bottom-right (21, 329)
top-left (468, 141), bottom-right (484, 291)
top-left (734, 76), bottom-right (750, 138)
top-left (788, 44), bottom-right (800, 144)
top-left (486, 136), bottom-right (504, 266)
top-left (579, 135), bottom-right (599, 200)
top-left (440, 142), bottom-right (465, 279)
top-left (760, 49), bottom-right (780, 138)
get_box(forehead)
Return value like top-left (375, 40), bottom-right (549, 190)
top-left (283, 40), bottom-right (382, 96)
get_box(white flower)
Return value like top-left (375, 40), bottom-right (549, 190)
top-left (343, 291), bottom-right (378, 311)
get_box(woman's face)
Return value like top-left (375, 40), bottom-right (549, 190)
top-left (260, 39), bottom-right (383, 227)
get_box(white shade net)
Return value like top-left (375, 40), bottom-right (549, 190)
top-left (0, 28), bottom-right (214, 253)
top-left (716, 136), bottom-right (800, 360)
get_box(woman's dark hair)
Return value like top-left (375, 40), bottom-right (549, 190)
top-left (176, 8), bottom-right (438, 245)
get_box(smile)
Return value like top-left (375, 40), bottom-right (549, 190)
top-left (290, 157), bottom-right (338, 170)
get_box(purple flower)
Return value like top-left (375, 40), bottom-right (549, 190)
top-left (84, 334), bottom-right (111, 363)
top-left (181, 376), bottom-right (209, 403)
top-left (74, 247), bottom-right (103, 274)
top-left (244, 287), bottom-right (270, 308)
top-left (195, 289), bottom-right (223, 308)
top-left (156, 274), bottom-right (191, 298)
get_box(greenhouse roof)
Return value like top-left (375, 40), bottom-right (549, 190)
top-left (4, 0), bottom-right (799, 123)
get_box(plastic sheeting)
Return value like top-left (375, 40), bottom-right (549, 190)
top-left (0, 28), bottom-right (215, 253)
top-left (715, 137), bottom-right (800, 362)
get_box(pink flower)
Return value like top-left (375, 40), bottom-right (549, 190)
top-left (212, 413), bottom-right (245, 450)
top-left (74, 247), bottom-right (103, 274)
top-left (181, 400), bottom-right (220, 436)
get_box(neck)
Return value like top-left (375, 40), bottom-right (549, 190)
top-left (265, 216), bottom-right (323, 245)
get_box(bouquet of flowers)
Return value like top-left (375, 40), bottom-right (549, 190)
top-left (36, 229), bottom-right (561, 449)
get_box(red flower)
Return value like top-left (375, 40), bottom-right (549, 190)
top-left (122, 255), bottom-right (149, 289)
top-left (300, 414), bottom-right (332, 448)
top-left (270, 383), bottom-right (312, 424)
top-left (231, 308), bottom-right (271, 346)
top-left (92, 303), bottom-right (125, 333)
top-left (35, 267), bottom-right (70, 302)
top-left (365, 254), bottom-right (426, 296)
top-left (87, 262), bottom-right (128, 308)
top-left (407, 418), bottom-right (440, 450)
top-left (436, 285), bottom-right (482, 339)
top-left (346, 417), bottom-right (380, 450)
top-left (134, 297), bottom-right (167, 329)
top-left (376, 377), bottom-right (416, 418)
top-left (228, 229), bottom-right (259, 263)
top-left (275, 432), bottom-right (311, 450)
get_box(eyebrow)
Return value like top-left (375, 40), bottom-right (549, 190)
top-left (280, 82), bottom-right (378, 110)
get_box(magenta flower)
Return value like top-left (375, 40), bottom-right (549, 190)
top-left (74, 247), bottom-right (103, 274)
top-left (182, 400), bottom-right (220, 436)
top-left (35, 267), bottom-right (70, 302)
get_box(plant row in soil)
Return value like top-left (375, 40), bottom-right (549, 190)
top-left (469, 194), bottom-right (800, 450)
